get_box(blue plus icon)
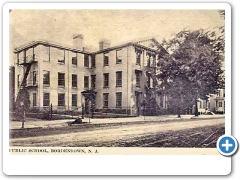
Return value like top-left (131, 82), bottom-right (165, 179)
top-left (217, 135), bottom-right (238, 156)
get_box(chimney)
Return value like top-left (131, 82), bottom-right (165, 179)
top-left (99, 40), bottom-right (111, 50)
top-left (73, 34), bottom-right (84, 50)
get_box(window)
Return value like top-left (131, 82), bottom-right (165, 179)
top-left (149, 55), bottom-right (154, 67)
top-left (72, 94), bottom-right (77, 107)
top-left (116, 71), bottom-right (122, 87)
top-left (43, 93), bottom-right (50, 106)
top-left (103, 73), bottom-right (109, 88)
top-left (136, 50), bottom-right (141, 65)
top-left (116, 49), bottom-right (122, 64)
top-left (58, 50), bottom-right (65, 64)
top-left (91, 75), bottom-right (96, 89)
top-left (72, 54), bottom-right (77, 66)
top-left (84, 54), bottom-right (89, 67)
top-left (84, 76), bottom-right (89, 89)
top-left (43, 46), bottom-right (50, 62)
top-left (72, 74), bottom-right (77, 88)
top-left (103, 93), bottom-right (109, 108)
top-left (33, 93), bottom-right (36, 107)
top-left (91, 55), bottom-right (96, 68)
top-left (147, 76), bottom-right (153, 88)
top-left (152, 55), bottom-right (156, 67)
top-left (116, 92), bottom-right (122, 108)
top-left (136, 71), bottom-right (141, 87)
top-left (58, 72), bottom-right (65, 87)
top-left (33, 71), bottom-right (37, 85)
top-left (43, 71), bottom-right (50, 86)
top-left (147, 54), bottom-right (151, 67)
top-left (104, 53), bottom-right (109, 66)
top-left (219, 90), bottom-right (222, 97)
top-left (58, 93), bottom-right (65, 106)
top-left (219, 102), bottom-right (223, 107)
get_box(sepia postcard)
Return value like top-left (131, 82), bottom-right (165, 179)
top-left (3, 2), bottom-right (232, 175)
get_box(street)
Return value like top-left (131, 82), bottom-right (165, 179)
top-left (10, 117), bottom-right (225, 147)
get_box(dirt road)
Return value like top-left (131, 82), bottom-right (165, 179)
top-left (10, 118), bottom-right (224, 147)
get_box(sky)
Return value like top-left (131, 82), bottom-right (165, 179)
top-left (9, 10), bottom-right (224, 65)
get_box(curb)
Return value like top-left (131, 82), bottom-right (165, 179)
top-left (191, 116), bottom-right (225, 120)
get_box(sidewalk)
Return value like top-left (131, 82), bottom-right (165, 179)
top-left (9, 114), bottom-right (225, 130)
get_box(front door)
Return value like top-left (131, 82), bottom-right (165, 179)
top-left (135, 93), bottom-right (140, 116)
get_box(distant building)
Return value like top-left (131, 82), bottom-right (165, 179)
top-left (196, 89), bottom-right (225, 114)
top-left (209, 89), bottom-right (225, 114)
top-left (13, 36), bottom-right (168, 116)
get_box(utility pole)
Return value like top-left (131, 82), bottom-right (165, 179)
top-left (50, 103), bottom-right (53, 120)
top-left (22, 110), bottom-right (25, 129)
top-left (82, 103), bottom-right (84, 119)
top-left (177, 106), bottom-right (181, 118)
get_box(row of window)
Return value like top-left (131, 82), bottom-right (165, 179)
top-left (103, 49), bottom-right (154, 66)
top-left (43, 71), bottom-right (96, 89)
top-left (61, 49), bottom-right (152, 67)
top-left (43, 71), bottom-right (141, 89)
top-left (39, 92), bottom-right (122, 108)
top-left (102, 49), bottom-right (122, 66)
top-left (17, 71), bottom-right (37, 87)
top-left (103, 72), bottom-right (122, 88)
top-left (102, 50), bottom-right (156, 67)
top-left (18, 70), bottom-right (141, 89)
top-left (136, 49), bottom-right (157, 67)
top-left (63, 54), bottom-right (95, 68)
top-left (103, 92), bottom-right (122, 108)
top-left (18, 47), bottom-right (155, 68)
top-left (42, 49), bottom-right (120, 67)
top-left (41, 93), bottom-right (76, 107)
top-left (41, 46), bottom-right (121, 68)
top-left (40, 46), bottom-right (95, 68)
top-left (103, 71), bottom-right (140, 88)
top-left (70, 54), bottom-right (96, 68)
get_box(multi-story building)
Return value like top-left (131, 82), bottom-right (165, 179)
top-left (14, 35), bottom-right (167, 116)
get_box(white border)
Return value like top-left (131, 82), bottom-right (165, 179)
top-left (3, 3), bottom-right (231, 175)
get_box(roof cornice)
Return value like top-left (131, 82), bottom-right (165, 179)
top-left (14, 40), bottom-right (91, 54)
top-left (14, 38), bottom-right (167, 55)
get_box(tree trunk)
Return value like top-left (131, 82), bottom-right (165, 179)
top-left (177, 106), bottom-right (181, 118)
top-left (143, 105), bottom-right (145, 116)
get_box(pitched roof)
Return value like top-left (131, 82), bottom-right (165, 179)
top-left (92, 37), bottom-right (165, 54)
top-left (14, 37), bottom-right (167, 55)
top-left (14, 40), bottom-right (91, 54)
